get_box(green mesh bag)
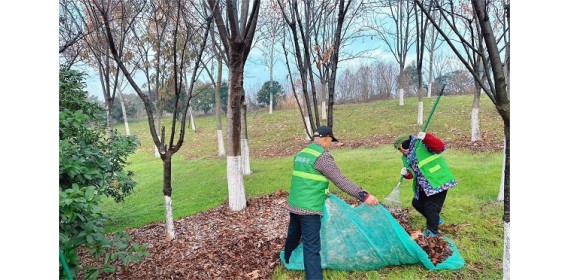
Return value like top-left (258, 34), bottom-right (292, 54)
top-left (280, 194), bottom-right (464, 271)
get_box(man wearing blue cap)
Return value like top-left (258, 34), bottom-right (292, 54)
top-left (284, 125), bottom-right (379, 280)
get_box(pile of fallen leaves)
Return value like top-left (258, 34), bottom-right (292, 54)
top-left (78, 191), bottom-right (456, 279)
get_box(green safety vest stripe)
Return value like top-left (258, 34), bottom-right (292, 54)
top-left (418, 154), bottom-right (441, 169)
top-left (292, 170), bottom-right (329, 182)
top-left (300, 147), bottom-right (322, 157)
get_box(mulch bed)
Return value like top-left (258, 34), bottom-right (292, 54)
top-left (79, 190), bottom-right (457, 279)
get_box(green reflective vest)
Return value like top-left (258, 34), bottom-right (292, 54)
top-left (403, 140), bottom-right (455, 191)
top-left (288, 143), bottom-right (330, 212)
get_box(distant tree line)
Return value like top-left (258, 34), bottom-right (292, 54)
top-left (103, 59), bottom-right (474, 122)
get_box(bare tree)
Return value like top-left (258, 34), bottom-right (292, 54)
top-left (434, 0), bottom-right (487, 141)
top-left (431, 51), bottom-right (454, 84)
top-left (94, 0), bottom-right (213, 240)
top-left (81, 0), bottom-right (140, 138)
top-left (212, 32), bottom-right (227, 157)
top-left (122, 0), bottom-right (176, 158)
top-left (367, 0), bottom-right (416, 106)
top-left (60, 0), bottom-right (87, 68)
top-left (375, 59), bottom-right (399, 99)
top-left (257, 0), bottom-right (285, 115)
top-left (414, 0), bottom-right (510, 277)
top-left (197, 27), bottom-right (228, 157)
top-left (314, 1), bottom-right (371, 121)
top-left (413, 0), bottom-right (431, 125)
top-left (278, 0), bottom-right (362, 137)
top-left (207, 0), bottom-right (261, 211)
top-left (424, 8), bottom-right (446, 98)
top-left (335, 68), bottom-right (352, 102)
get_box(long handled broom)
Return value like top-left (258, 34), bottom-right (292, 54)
top-left (382, 84), bottom-right (446, 207)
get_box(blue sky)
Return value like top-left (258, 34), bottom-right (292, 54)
top-left (84, 34), bottom-right (391, 101)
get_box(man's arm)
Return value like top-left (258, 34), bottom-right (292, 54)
top-left (315, 151), bottom-right (378, 205)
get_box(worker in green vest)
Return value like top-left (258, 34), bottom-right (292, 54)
top-left (284, 125), bottom-right (380, 280)
top-left (394, 132), bottom-right (458, 237)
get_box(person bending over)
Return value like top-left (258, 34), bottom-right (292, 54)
top-left (284, 125), bottom-right (379, 280)
top-left (394, 132), bottom-right (457, 237)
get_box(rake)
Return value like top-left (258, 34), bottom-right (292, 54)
top-left (382, 84), bottom-right (446, 207)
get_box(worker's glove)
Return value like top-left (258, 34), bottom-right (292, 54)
top-left (400, 167), bottom-right (409, 176)
top-left (417, 131), bottom-right (426, 140)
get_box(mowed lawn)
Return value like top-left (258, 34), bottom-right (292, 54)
top-left (106, 94), bottom-right (506, 279)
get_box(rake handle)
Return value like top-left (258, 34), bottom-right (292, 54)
top-left (400, 85), bottom-right (446, 175)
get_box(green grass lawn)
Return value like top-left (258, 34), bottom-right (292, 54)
top-left (105, 94), bottom-right (506, 279)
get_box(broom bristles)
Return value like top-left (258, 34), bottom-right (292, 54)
top-left (382, 185), bottom-right (401, 207)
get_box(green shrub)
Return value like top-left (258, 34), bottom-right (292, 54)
top-left (59, 69), bottom-right (148, 279)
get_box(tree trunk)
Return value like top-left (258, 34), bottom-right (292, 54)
top-left (226, 64), bottom-right (246, 211)
top-left (321, 80), bottom-right (327, 121)
top-left (398, 65), bottom-right (405, 106)
top-left (217, 129), bottom-right (225, 156)
top-left (118, 91), bottom-right (130, 135)
top-left (497, 138), bottom-right (505, 202)
top-left (416, 74), bottom-right (424, 125)
top-left (471, 87), bottom-right (482, 141)
top-left (188, 100), bottom-right (196, 131)
top-left (503, 221), bottom-right (510, 280)
top-left (215, 56), bottom-right (225, 156)
top-left (154, 113), bottom-right (161, 158)
top-left (427, 49), bottom-right (434, 98)
top-left (162, 154), bottom-right (175, 240)
top-left (240, 94), bottom-right (251, 175)
top-left (502, 122), bottom-right (510, 278)
top-left (305, 116), bottom-right (312, 141)
top-left (416, 101), bottom-right (424, 125)
top-left (227, 155), bottom-right (245, 211)
top-left (241, 138), bottom-right (251, 175)
top-left (269, 43), bottom-right (274, 114)
top-left (106, 101), bottom-right (114, 139)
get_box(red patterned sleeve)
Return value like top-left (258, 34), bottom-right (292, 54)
top-left (422, 133), bottom-right (445, 153)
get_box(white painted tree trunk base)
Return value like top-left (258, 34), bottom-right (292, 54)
top-left (227, 156), bottom-right (246, 211)
top-left (471, 107), bottom-right (482, 141)
top-left (503, 221), bottom-right (510, 279)
top-left (417, 101), bottom-right (424, 125)
top-left (217, 129), bottom-right (226, 156)
top-left (119, 91), bottom-right (130, 135)
top-left (427, 82), bottom-right (432, 98)
top-left (164, 195), bottom-right (175, 241)
top-left (497, 139), bottom-right (506, 201)
top-left (241, 139), bottom-right (251, 175)
top-left (398, 88), bottom-right (404, 106)
top-left (190, 114), bottom-right (196, 131)
top-left (124, 121), bottom-right (130, 136)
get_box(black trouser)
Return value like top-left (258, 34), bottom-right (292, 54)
top-left (284, 213), bottom-right (323, 280)
top-left (412, 188), bottom-right (447, 234)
